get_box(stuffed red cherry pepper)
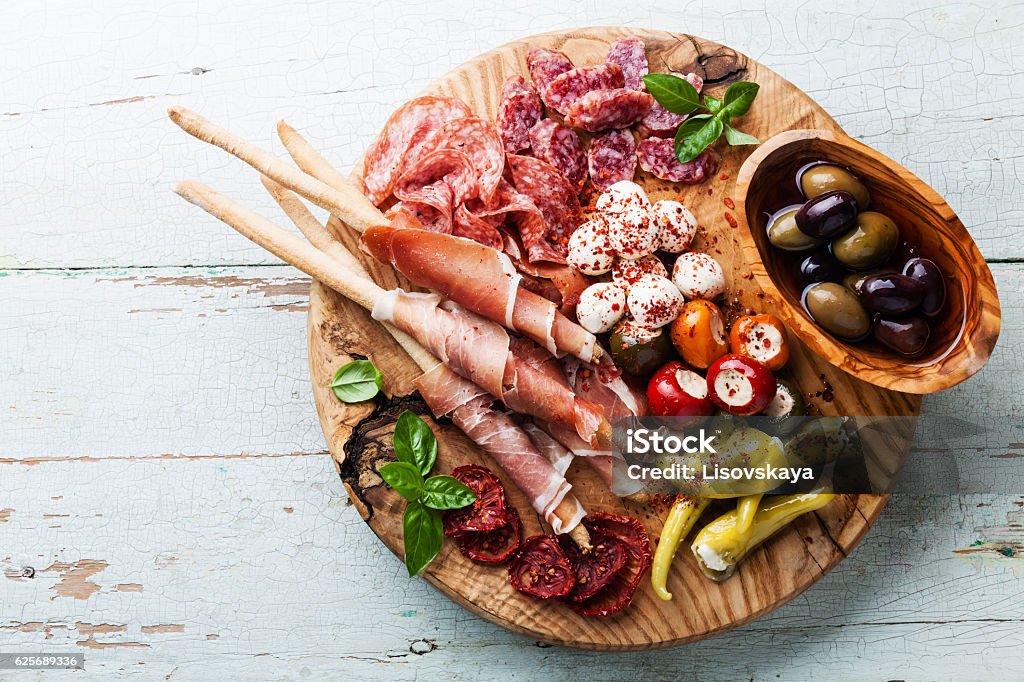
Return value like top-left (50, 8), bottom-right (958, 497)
top-left (646, 361), bottom-right (715, 426)
top-left (729, 314), bottom-right (790, 371)
top-left (705, 354), bottom-right (776, 416)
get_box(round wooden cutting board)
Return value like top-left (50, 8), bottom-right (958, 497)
top-left (307, 27), bottom-right (921, 650)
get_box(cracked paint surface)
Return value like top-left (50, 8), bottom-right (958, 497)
top-left (1, 0), bottom-right (1023, 679)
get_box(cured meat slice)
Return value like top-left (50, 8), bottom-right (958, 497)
top-left (361, 224), bottom-right (599, 361)
top-left (362, 96), bottom-right (472, 205)
top-left (563, 88), bottom-right (654, 132)
top-left (453, 201), bottom-right (504, 250)
top-left (543, 63), bottom-right (625, 115)
top-left (392, 179), bottom-right (455, 233)
top-left (496, 76), bottom-right (542, 153)
top-left (415, 366), bottom-right (584, 534)
top-left (522, 421), bottom-right (574, 476)
top-left (541, 359), bottom-right (647, 492)
top-left (404, 117), bottom-right (505, 208)
top-left (456, 506), bottom-right (522, 564)
top-left (528, 119), bottom-right (586, 188)
top-left (392, 149), bottom-right (478, 233)
top-left (637, 139), bottom-right (722, 183)
top-left (606, 38), bottom-right (648, 91)
top-left (508, 535), bottom-right (575, 598)
top-left (506, 154), bottom-right (584, 263)
top-left (372, 290), bottom-right (609, 445)
top-left (571, 513), bottom-right (653, 616)
top-left (638, 72), bottom-right (704, 138)
top-left (526, 46), bottom-right (574, 97)
top-left (558, 533), bottom-right (628, 602)
top-left (587, 128), bottom-right (638, 190)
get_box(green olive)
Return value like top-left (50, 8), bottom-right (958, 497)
top-left (843, 267), bottom-right (897, 295)
top-left (803, 282), bottom-right (871, 339)
top-left (609, 321), bottom-right (673, 378)
top-left (831, 211), bottom-right (899, 270)
top-left (767, 206), bottom-right (823, 252)
top-left (800, 164), bottom-right (870, 208)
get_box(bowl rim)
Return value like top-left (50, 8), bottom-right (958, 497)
top-left (734, 128), bottom-right (1001, 394)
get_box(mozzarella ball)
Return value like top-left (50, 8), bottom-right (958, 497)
top-left (612, 255), bottom-right (668, 290)
top-left (596, 180), bottom-right (650, 214)
top-left (576, 282), bottom-right (627, 334)
top-left (652, 200), bottom-right (698, 253)
top-left (626, 276), bottom-right (684, 328)
top-left (672, 252), bottom-right (726, 300)
top-left (567, 215), bottom-right (616, 276)
top-left (608, 205), bottom-right (659, 261)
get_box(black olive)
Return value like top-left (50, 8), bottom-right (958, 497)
top-left (799, 249), bottom-right (845, 285)
top-left (795, 190), bottom-right (859, 239)
top-left (860, 274), bottom-right (926, 315)
top-left (893, 240), bottom-right (921, 268)
top-left (874, 315), bottom-right (930, 356)
top-left (902, 257), bottom-right (945, 318)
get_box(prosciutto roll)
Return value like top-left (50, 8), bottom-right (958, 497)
top-left (361, 225), bottom-right (600, 362)
top-left (416, 364), bottom-right (585, 533)
top-left (541, 360), bottom-right (648, 495)
top-left (371, 290), bottom-right (609, 446)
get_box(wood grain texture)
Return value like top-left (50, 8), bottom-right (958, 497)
top-left (2, 0), bottom-right (1023, 676)
top-left (308, 27), bottom-right (920, 649)
top-left (1, 264), bottom-right (1023, 678)
top-left (735, 129), bottom-right (1001, 393)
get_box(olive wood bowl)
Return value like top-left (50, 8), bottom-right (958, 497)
top-left (735, 129), bottom-right (1000, 394)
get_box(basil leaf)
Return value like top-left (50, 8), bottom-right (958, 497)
top-left (393, 410), bottom-right (438, 476)
top-left (720, 81), bottom-right (760, 118)
top-left (642, 73), bottom-right (701, 115)
top-left (724, 125), bottom-right (760, 146)
top-left (704, 95), bottom-right (723, 114)
top-left (403, 500), bottom-right (443, 577)
top-left (674, 115), bottom-right (723, 164)
top-left (421, 475), bottom-right (477, 510)
top-left (328, 359), bottom-right (382, 403)
top-left (379, 461), bottom-right (424, 502)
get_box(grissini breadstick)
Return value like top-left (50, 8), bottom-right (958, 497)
top-left (169, 107), bottom-right (387, 232)
top-left (262, 177), bottom-right (590, 544)
top-left (174, 180), bottom-right (610, 448)
top-left (172, 108), bottom-right (603, 364)
top-left (275, 119), bottom-right (603, 365)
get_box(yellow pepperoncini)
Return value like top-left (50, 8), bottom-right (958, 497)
top-left (691, 492), bottom-right (836, 581)
top-left (651, 495), bottom-right (710, 601)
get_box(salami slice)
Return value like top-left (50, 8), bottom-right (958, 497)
top-left (496, 76), bottom-right (543, 153)
top-left (638, 72), bottom-right (704, 138)
top-left (543, 63), bottom-right (625, 115)
top-left (508, 534), bottom-right (575, 598)
top-left (405, 117), bottom-right (506, 208)
top-left (526, 47), bottom-right (574, 96)
top-left (393, 180), bottom-right (455, 233)
top-left (507, 154), bottom-right (584, 263)
top-left (528, 119), bottom-right (586, 188)
top-left (563, 89), bottom-right (653, 132)
top-left (637, 139), bottom-right (722, 183)
top-left (453, 201), bottom-right (504, 251)
top-left (391, 150), bottom-right (477, 234)
top-left (558, 534), bottom-right (628, 602)
top-left (587, 128), bottom-right (637, 190)
top-left (571, 513), bottom-right (653, 617)
top-left (606, 38), bottom-right (648, 91)
top-left (362, 96), bottom-right (472, 205)
top-left (456, 506), bottom-right (522, 564)
top-left (442, 464), bottom-right (509, 535)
